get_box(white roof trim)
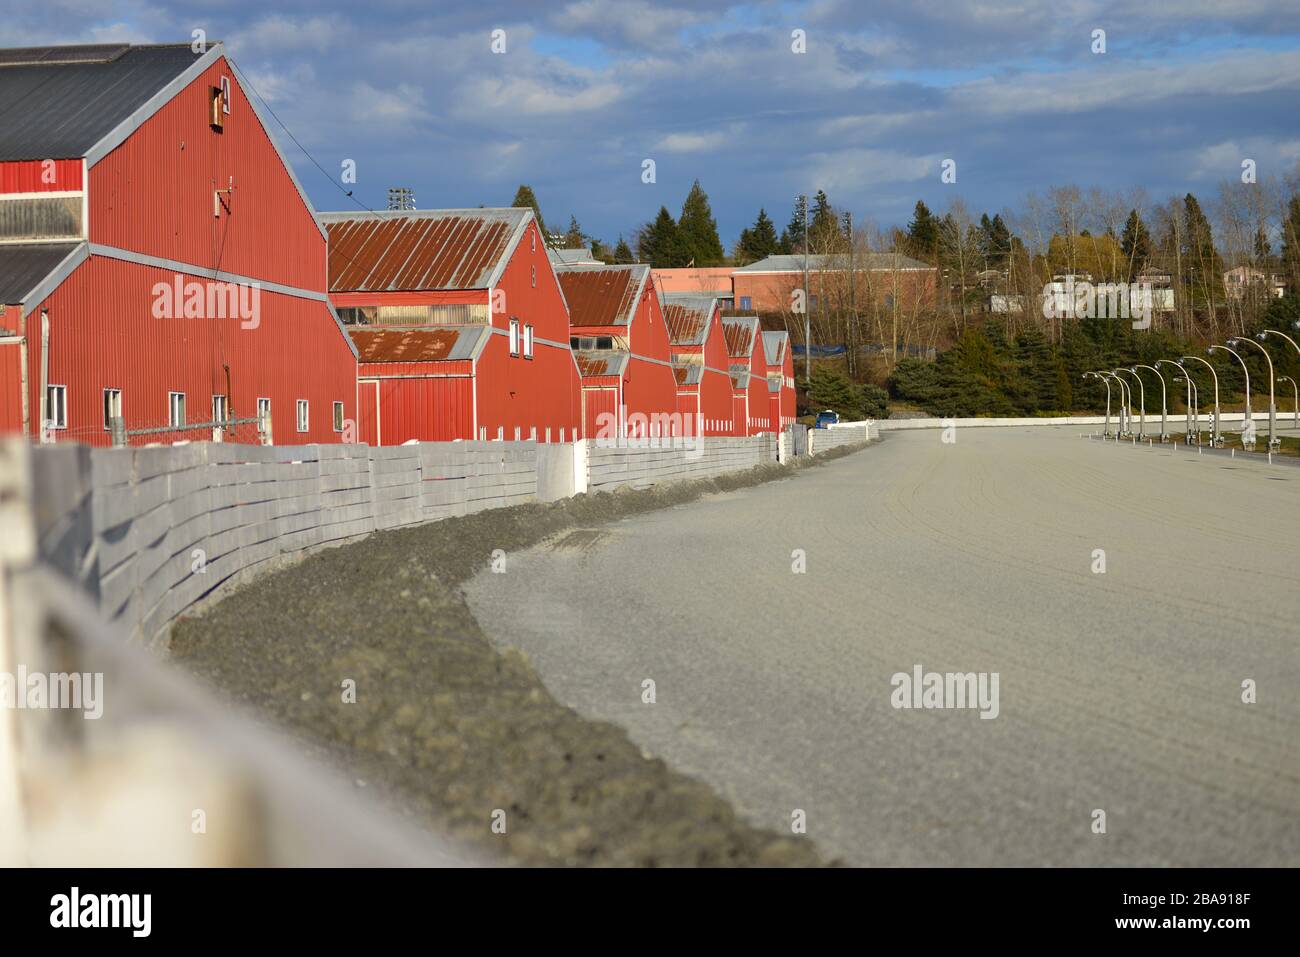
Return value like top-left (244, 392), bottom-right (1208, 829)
top-left (19, 243), bottom-right (90, 318)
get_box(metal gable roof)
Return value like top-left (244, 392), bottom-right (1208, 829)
top-left (734, 252), bottom-right (933, 272)
top-left (661, 294), bottom-right (717, 347)
top-left (0, 44), bottom-right (208, 161)
top-left (0, 241), bottom-right (85, 304)
top-left (671, 358), bottom-right (703, 386)
top-left (348, 325), bottom-right (488, 363)
top-left (762, 330), bottom-right (788, 365)
top-left (554, 264), bottom-right (647, 328)
top-left (321, 208), bottom-right (531, 293)
top-left (574, 350), bottom-right (630, 377)
top-left (720, 315), bottom-right (759, 359)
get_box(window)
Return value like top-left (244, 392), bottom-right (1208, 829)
top-left (333, 401), bottom-right (345, 432)
top-left (0, 196), bottom-right (82, 241)
top-left (809, 295), bottom-right (819, 309)
top-left (596, 336), bottom-right (613, 350)
top-left (257, 398), bottom-right (271, 433)
top-left (102, 388), bottom-right (122, 431)
top-left (509, 318), bottom-right (520, 356)
top-left (212, 394), bottom-right (228, 426)
top-left (531, 229), bottom-right (536, 252)
top-left (45, 385), bottom-right (67, 429)
top-left (209, 86), bottom-right (224, 129)
top-left (569, 336), bottom-right (580, 349)
top-left (220, 75), bottom-right (231, 114)
top-left (523, 323), bottom-right (534, 359)
top-left (531, 265), bottom-right (536, 288)
top-left (296, 399), bottom-right (309, 433)
top-left (740, 296), bottom-right (752, 310)
top-left (168, 391), bottom-right (186, 428)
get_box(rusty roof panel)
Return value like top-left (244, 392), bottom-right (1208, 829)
top-left (555, 264), bottom-right (647, 327)
top-left (721, 315), bottom-right (758, 359)
top-left (348, 325), bottom-right (486, 363)
top-left (321, 209), bottom-right (528, 292)
top-left (662, 294), bottom-right (716, 346)
top-left (574, 350), bottom-right (629, 377)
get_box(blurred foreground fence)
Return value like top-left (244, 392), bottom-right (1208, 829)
top-left (0, 440), bottom-right (480, 866)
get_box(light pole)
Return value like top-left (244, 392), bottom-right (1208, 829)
top-left (1181, 355), bottom-right (1221, 445)
top-left (1084, 372), bottom-right (1111, 436)
top-left (1158, 359), bottom-right (1191, 440)
top-left (1279, 376), bottom-right (1298, 428)
top-left (1209, 344), bottom-right (1252, 449)
top-left (1173, 374), bottom-right (1197, 441)
top-left (1081, 371), bottom-right (1112, 434)
top-left (1116, 368), bottom-right (1145, 439)
top-left (1101, 371), bottom-right (1130, 436)
top-left (1230, 336), bottom-right (1277, 451)
top-left (1134, 363), bottom-right (1169, 441)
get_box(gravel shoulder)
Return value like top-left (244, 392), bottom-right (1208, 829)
top-left (169, 443), bottom-right (868, 866)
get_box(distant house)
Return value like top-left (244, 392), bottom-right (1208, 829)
top-left (719, 315), bottom-right (773, 435)
top-left (652, 267), bottom-right (736, 310)
top-left (1223, 266), bottom-right (1286, 301)
top-left (323, 207), bottom-right (581, 444)
top-left (662, 294), bottom-right (734, 436)
top-left (547, 246), bottom-right (604, 267)
top-left (761, 331), bottom-right (796, 430)
top-left (554, 263), bottom-right (679, 441)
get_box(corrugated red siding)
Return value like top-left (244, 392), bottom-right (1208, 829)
top-left (0, 159), bottom-right (82, 193)
top-left (358, 379), bottom-right (379, 445)
top-left (27, 255), bottom-right (355, 446)
top-left (367, 374), bottom-right (474, 444)
top-left (0, 340), bottom-right (23, 433)
top-left (583, 385), bottom-right (619, 441)
top-left (88, 56), bottom-right (325, 291)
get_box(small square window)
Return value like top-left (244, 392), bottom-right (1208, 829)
top-left (168, 391), bottom-right (186, 428)
top-left (46, 385), bottom-right (67, 429)
top-left (333, 401), bottom-right (345, 432)
top-left (103, 388), bottom-right (122, 431)
top-left (296, 399), bottom-right (309, 433)
top-left (740, 296), bottom-right (752, 310)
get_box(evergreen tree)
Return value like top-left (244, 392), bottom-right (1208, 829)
top-left (678, 180), bottom-right (725, 266)
top-left (1120, 209), bottom-right (1151, 279)
top-left (808, 189), bottom-right (841, 249)
top-left (613, 235), bottom-right (634, 264)
top-left (637, 207), bottom-right (689, 267)
top-left (906, 200), bottom-right (940, 263)
top-left (563, 215), bottom-right (585, 248)
top-left (511, 184), bottom-right (548, 241)
top-left (736, 208), bottom-right (780, 264)
top-left (977, 213), bottom-right (1011, 267)
top-left (1253, 226), bottom-right (1271, 263)
top-left (785, 197), bottom-right (808, 255)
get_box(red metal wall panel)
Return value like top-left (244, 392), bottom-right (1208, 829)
top-left (88, 56), bottom-right (325, 292)
top-left (357, 379), bottom-right (379, 445)
top-left (0, 340), bottom-right (23, 434)
top-left (476, 220), bottom-right (581, 439)
top-left (582, 385), bottom-right (619, 441)
top-left (623, 284), bottom-right (680, 437)
top-left (0, 159), bottom-right (82, 193)
top-left (371, 375), bottom-right (474, 444)
top-left (25, 255), bottom-right (355, 446)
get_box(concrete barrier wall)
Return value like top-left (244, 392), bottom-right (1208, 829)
top-left (31, 429), bottom-right (859, 645)
top-left (587, 435), bottom-right (778, 492)
top-left (31, 441), bottom-right (541, 646)
top-left (808, 423), bottom-right (873, 453)
top-left (877, 412), bottom-right (1283, 431)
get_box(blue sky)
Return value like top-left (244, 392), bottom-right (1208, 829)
top-left (5, 1), bottom-right (1300, 248)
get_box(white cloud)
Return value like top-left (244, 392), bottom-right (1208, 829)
top-left (656, 131), bottom-right (727, 153)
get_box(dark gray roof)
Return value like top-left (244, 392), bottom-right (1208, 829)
top-left (0, 242), bottom-right (82, 305)
top-left (0, 44), bottom-right (208, 161)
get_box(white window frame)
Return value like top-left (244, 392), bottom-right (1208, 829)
top-left (531, 265), bottom-right (536, 288)
top-left (102, 388), bottom-right (122, 431)
top-left (509, 318), bottom-right (520, 357)
top-left (168, 391), bottom-right (186, 428)
top-left (46, 384), bottom-right (67, 429)
top-left (220, 75), bottom-right (231, 114)
top-left (523, 323), bottom-right (535, 359)
top-left (333, 401), bottom-right (345, 432)
top-left (296, 399), bottom-right (309, 433)
top-left (257, 397), bottom-right (271, 432)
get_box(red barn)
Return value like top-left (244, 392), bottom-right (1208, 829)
top-left (663, 295), bottom-right (732, 436)
top-left (762, 330), bottom-right (796, 429)
top-left (555, 264), bottom-right (679, 442)
top-left (323, 208), bottom-right (581, 444)
top-left (720, 315), bottom-right (773, 435)
top-left (0, 42), bottom-right (357, 445)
